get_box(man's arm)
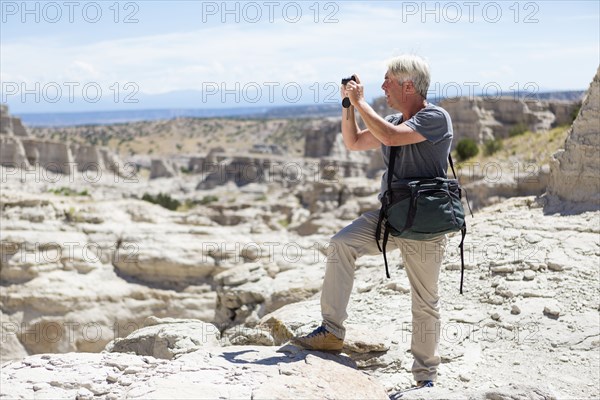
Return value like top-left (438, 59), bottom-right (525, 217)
top-left (341, 106), bottom-right (382, 151)
top-left (355, 101), bottom-right (426, 147)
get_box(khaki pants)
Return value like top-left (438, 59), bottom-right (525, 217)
top-left (321, 209), bottom-right (446, 382)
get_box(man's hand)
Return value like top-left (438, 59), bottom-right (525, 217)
top-left (339, 73), bottom-right (383, 151)
top-left (344, 74), bottom-right (365, 107)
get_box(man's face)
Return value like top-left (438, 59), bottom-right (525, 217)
top-left (381, 71), bottom-right (409, 109)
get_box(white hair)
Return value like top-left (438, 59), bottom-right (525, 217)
top-left (386, 55), bottom-right (431, 99)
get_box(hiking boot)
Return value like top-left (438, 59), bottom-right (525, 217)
top-left (291, 325), bottom-right (343, 351)
top-left (415, 380), bottom-right (434, 388)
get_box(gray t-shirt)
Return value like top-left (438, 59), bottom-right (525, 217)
top-left (380, 103), bottom-right (453, 196)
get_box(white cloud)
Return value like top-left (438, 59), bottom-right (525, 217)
top-left (1, 4), bottom-right (454, 95)
top-left (1, 1), bottom-right (597, 100)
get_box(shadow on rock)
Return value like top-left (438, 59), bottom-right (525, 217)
top-left (220, 344), bottom-right (357, 369)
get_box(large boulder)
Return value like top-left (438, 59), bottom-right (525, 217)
top-left (257, 300), bottom-right (390, 354)
top-left (106, 317), bottom-right (221, 359)
top-left (0, 310), bottom-right (29, 362)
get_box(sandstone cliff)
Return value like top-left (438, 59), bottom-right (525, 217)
top-left (545, 67), bottom-right (600, 213)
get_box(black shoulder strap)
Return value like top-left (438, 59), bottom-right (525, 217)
top-left (448, 152), bottom-right (470, 294)
top-left (376, 145), bottom-right (398, 276)
top-left (387, 146), bottom-right (398, 190)
top-left (448, 154), bottom-right (457, 179)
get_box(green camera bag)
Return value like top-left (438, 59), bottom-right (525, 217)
top-left (386, 177), bottom-right (465, 240)
top-left (375, 147), bottom-right (470, 293)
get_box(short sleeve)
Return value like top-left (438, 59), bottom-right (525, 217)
top-left (385, 113), bottom-right (403, 125)
top-left (404, 107), bottom-right (452, 144)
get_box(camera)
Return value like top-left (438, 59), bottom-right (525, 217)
top-left (341, 76), bottom-right (356, 85)
top-left (341, 76), bottom-right (356, 108)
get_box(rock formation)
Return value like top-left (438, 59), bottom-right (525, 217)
top-left (0, 135), bottom-right (30, 169)
top-left (20, 138), bottom-right (74, 174)
top-left (0, 104), bottom-right (28, 137)
top-left (149, 158), bottom-right (179, 179)
top-left (0, 104), bottom-right (127, 177)
top-left (302, 118), bottom-right (342, 158)
top-left (177, 118), bottom-right (380, 187)
top-left (70, 144), bottom-right (127, 177)
top-left (439, 97), bottom-right (579, 144)
top-left (460, 164), bottom-right (551, 210)
top-left (1, 164), bottom-right (598, 398)
top-left (545, 67), bottom-right (600, 213)
top-left (104, 317), bottom-right (222, 359)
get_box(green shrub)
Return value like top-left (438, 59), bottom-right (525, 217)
top-left (199, 195), bottom-right (219, 205)
top-left (49, 187), bottom-right (89, 196)
top-left (508, 123), bottom-right (528, 137)
top-left (142, 192), bottom-right (181, 211)
top-left (483, 138), bottom-right (503, 156)
top-left (455, 138), bottom-right (479, 161)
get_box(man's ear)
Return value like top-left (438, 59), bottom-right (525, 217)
top-left (405, 81), bottom-right (417, 95)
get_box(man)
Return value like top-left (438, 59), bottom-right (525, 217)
top-left (291, 55), bottom-right (452, 388)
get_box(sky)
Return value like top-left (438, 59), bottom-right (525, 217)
top-left (1, 0), bottom-right (599, 113)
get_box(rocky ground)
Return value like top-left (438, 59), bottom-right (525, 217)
top-left (1, 162), bottom-right (598, 399)
top-left (2, 73), bottom-right (599, 398)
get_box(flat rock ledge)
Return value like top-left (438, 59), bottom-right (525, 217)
top-left (0, 346), bottom-right (389, 399)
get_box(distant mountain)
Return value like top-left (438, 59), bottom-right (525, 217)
top-left (19, 107), bottom-right (267, 127)
top-left (18, 104), bottom-right (342, 127)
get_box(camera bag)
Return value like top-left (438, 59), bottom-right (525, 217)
top-left (375, 146), bottom-right (471, 293)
